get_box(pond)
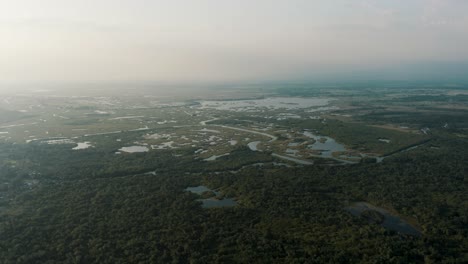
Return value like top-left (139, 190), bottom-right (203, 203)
top-left (346, 202), bottom-right (421, 236)
top-left (378, 138), bottom-right (391, 143)
top-left (72, 142), bottom-right (92, 150)
top-left (186, 186), bottom-right (212, 195)
top-left (118, 146), bottom-right (149, 153)
top-left (185, 185), bottom-right (237, 208)
top-left (204, 153), bottom-right (230, 161)
top-left (303, 131), bottom-right (346, 158)
top-left (152, 141), bottom-right (177, 150)
top-left (247, 141), bottom-right (261, 151)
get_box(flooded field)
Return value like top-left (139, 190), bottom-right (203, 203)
top-left (198, 97), bottom-right (333, 111)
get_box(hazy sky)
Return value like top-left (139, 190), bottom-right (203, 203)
top-left (1, 0), bottom-right (468, 84)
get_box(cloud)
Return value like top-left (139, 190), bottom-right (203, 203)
top-left (1, 0), bottom-right (468, 83)
top-left (421, 0), bottom-right (468, 27)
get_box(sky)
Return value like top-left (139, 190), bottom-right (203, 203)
top-left (1, 0), bottom-right (468, 85)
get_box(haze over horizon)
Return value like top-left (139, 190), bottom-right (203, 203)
top-left (1, 0), bottom-right (468, 86)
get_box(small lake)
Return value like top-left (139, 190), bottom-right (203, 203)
top-left (346, 202), bottom-right (421, 236)
top-left (303, 131), bottom-right (346, 158)
top-left (119, 146), bottom-right (149, 153)
top-left (185, 185), bottom-right (237, 208)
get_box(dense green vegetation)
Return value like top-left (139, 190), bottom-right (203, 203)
top-left (1, 88), bottom-right (468, 263)
top-left (359, 109), bottom-right (468, 128)
top-left (1, 131), bottom-right (467, 263)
